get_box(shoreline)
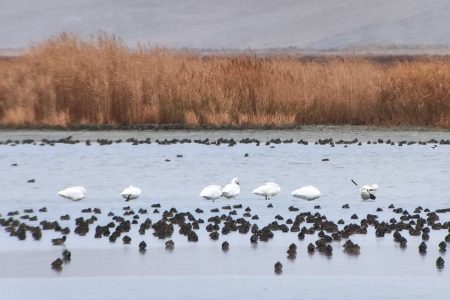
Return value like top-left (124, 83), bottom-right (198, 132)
top-left (0, 124), bottom-right (449, 132)
top-left (3, 53), bottom-right (450, 64)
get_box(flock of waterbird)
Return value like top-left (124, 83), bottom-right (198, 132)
top-left (200, 178), bottom-right (377, 201)
top-left (4, 182), bottom-right (449, 274)
top-left (58, 185), bottom-right (142, 201)
top-left (200, 179), bottom-right (320, 201)
top-left (1, 135), bottom-right (449, 147)
top-left (4, 169), bottom-right (449, 275)
top-left (4, 134), bottom-right (448, 276)
top-left (57, 179), bottom-right (377, 202)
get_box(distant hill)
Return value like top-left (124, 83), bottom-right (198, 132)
top-left (1, 0), bottom-right (450, 53)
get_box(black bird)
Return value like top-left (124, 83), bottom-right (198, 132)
top-left (52, 236), bottom-right (66, 246)
top-left (51, 258), bottom-right (63, 271)
top-left (274, 261), bottom-right (282, 274)
top-left (62, 249), bottom-right (71, 261)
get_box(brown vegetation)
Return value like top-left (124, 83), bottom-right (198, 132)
top-left (0, 34), bottom-right (449, 128)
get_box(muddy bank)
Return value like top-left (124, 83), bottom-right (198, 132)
top-left (0, 124), bottom-right (449, 132)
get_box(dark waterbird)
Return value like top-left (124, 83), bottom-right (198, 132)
top-left (139, 241), bottom-right (147, 252)
top-left (51, 258), bottom-right (63, 271)
top-left (436, 257), bottom-right (445, 269)
top-left (62, 249), bottom-right (71, 261)
top-left (52, 236), bottom-right (66, 246)
top-left (274, 261), bottom-right (283, 274)
top-left (222, 241), bottom-right (229, 252)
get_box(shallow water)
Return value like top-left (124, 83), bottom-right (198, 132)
top-left (0, 128), bottom-right (449, 300)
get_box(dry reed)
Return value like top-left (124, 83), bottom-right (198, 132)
top-left (0, 34), bottom-right (449, 128)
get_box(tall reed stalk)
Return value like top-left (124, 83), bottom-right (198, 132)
top-left (0, 34), bottom-right (449, 127)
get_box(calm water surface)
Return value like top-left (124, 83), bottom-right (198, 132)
top-left (0, 128), bottom-right (449, 300)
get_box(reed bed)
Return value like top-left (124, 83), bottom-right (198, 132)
top-left (0, 34), bottom-right (449, 128)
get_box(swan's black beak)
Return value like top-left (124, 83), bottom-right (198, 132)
top-left (369, 192), bottom-right (376, 200)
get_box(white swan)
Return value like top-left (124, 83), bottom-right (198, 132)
top-left (58, 186), bottom-right (87, 201)
top-left (222, 178), bottom-right (240, 199)
top-left (369, 184), bottom-right (378, 191)
top-left (351, 180), bottom-right (377, 200)
top-left (291, 185), bottom-right (321, 200)
top-left (252, 182), bottom-right (281, 200)
top-left (121, 185), bottom-right (142, 201)
top-left (200, 185), bottom-right (223, 201)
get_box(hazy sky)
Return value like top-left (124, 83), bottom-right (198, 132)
top-left (1, 0), bottom-right (450, 50)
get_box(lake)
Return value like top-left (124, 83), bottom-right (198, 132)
top-left (0, 127), bottom-right (449, 300)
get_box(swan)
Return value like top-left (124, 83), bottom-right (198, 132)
top-left (291, 185), bottom-right (321, 200)
top-left (368, 184), bottom-right (378, 191)
top-left (58, 186), bottom-right (87, 201)
top-left (351, 179), bottom-right (377, 200)
top-left (252, 182), bottom-right (281, 200)
top-left (121, 185), bottom-right (142, 201)
top-left (199, 185), bottom-right (222, 201)
top-left (222, 178), bottom-right (240, 199)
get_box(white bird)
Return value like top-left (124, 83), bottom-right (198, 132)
top-left (252, 182), bottom-right (281, 200)
top-left (58, 186), bottom-right (87, 201)
top-left (291, 185), bottom-right (321, 200)
top-left (121, 185), bottom-right (142, 201)
top-left (199, 185), bottom-right (223, 201)
top-left (352, 179), bottom-right (377, 200)
top-left (222, 178), bottom-right (240, 199)
top-left (369, 184), bottom-right (378, 191)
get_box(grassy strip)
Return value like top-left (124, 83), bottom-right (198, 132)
top-left (0, 34), bottom-right (449, 128)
